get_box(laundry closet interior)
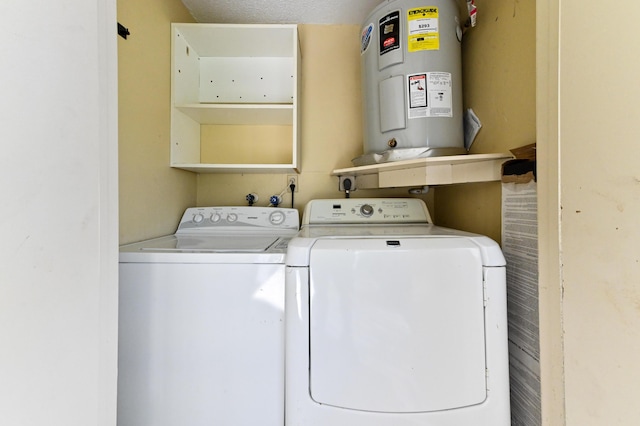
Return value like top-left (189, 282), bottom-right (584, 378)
top-left (116, 0), bottom-right (535, 424)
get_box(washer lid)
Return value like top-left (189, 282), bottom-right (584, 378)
top-left (308, 237), bottom-right (487, 413)
top-left (121, 235), bottom-right (285, 253)
top-left (119, 234), bottom-right (291, 264)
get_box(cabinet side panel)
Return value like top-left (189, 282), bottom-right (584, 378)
top-left (172, 27), bottom-right (200, 104)
top-left (293, 26), bottom-right (301, 171)
top-left (171, 109), bottom-right (200, 164)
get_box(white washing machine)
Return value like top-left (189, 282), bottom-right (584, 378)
top-left (285, 198), bottom-right (510, 425)
top-left (118, 206), bottom-right (299, 426)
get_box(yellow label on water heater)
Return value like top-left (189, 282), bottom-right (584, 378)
top-left (407, 7), bottom-right (440, 52)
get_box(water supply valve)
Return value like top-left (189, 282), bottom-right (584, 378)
top-left (246, 193), bottom-right (258, 206)
top-left (269, 195), bottom-right (282, 207)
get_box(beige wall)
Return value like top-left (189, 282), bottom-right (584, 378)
top-left (196, 25), bottom-right (433, 211)
top-left (434, 0), bottom-right (536, 243)
top-left (539, 0), bottom-right (640, 424)
top-left (538, 0), bottom-right (640, 423)
top-left (118, 0), bottom-right (196, 244)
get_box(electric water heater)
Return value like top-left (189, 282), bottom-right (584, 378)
top-left (360, 0), bottom-right (465, 162)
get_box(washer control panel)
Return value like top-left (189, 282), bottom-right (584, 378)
top-left (303, 198), bottom-right (432, 225)
top-left (176, 206), bottom-right (299, 233)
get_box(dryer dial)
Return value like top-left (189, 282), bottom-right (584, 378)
top-left (360, 204), bottom-right (374, 217)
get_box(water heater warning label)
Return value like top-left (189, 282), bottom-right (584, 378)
top-left (408, 72), bottom-right (452, 118)
top-left (407, 7), bottom-right (440, 52)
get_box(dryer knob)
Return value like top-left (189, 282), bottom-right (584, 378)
top-left (193, 213), bottom-right (205, 224)
top-left (360, 204), bottom-right (374, 217)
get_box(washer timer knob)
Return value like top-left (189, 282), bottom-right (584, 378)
top-left (192, 213), bottom-right (205, 224)
top-left (360, 204), bottom-right (374, 217)
top-left (226, 213), bottom-right (238, 223)
top-left (269, 210), bottom-right (285, 225)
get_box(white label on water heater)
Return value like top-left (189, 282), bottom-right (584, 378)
top-left (407, 72), bottom-right (453, 119)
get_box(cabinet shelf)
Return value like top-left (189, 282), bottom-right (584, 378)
top-left (168, 163), bottom-right (298, 174)
top-left (332, 153), bottom-right (513, 189)
top-left (175, 103), bottom-right (294, 126)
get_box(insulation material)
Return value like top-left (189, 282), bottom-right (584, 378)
top-left (501, 173), bottom-right (541, 426)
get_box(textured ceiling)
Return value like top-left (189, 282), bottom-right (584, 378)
top-left (180, 0), bottom-right (385, 25)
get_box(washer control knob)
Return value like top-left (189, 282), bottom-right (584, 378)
top-left (210, 213), bottom-right (222, 223)
top-left (269, 210), bottom-right (285, 225)
top-left (193, 213), bottom-right (205, 224)
top-left (360, 204), bottom-right (374, 217)
top-left (226, 213), bottom-right (238, 223)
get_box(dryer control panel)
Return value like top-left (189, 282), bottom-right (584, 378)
top-left (302, 198), bottom-right (432, 225)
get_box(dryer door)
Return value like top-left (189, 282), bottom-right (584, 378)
top-left (308, 237), bottom-right (486, 413)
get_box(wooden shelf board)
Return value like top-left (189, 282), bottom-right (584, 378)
top-left (176, 103), bottom-right (293, 125)
top-left (171, 163), bottom-right (299, 174)
top-left (331, 153), bottom-right (514, 189)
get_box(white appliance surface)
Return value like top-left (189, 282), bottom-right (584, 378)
top-left (118, 206), bottom-right (299, 426)
top-left (120, 206), bottom-right (298, 263)
top-left (285, 198), bottom-right (511, 425)
top-left (309, 237), bottom-right (486, 412)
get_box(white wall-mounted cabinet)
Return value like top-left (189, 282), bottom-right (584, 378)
top-left (171, 23), bottom-right (301, 173)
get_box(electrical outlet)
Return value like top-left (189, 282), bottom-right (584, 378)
top-left (286, 175), bottom-right (299, 192)
top-left (339, 175), bottom-right (356, 192)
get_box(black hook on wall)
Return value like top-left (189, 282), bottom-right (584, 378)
top-left (118, 22), bottom-right (130, 39)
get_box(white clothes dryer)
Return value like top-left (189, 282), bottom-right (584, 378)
top-left (285, 198), bottom-right (510, 425)
top-left (118, 206), bottom-right (299, 426)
